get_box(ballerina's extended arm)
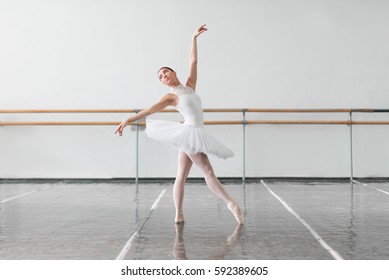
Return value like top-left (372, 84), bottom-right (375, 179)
top-left (186, 24), bottom-right (208, 91)
top-left (115, 93), bottom-right (177, 136)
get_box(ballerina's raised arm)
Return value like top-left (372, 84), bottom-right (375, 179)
top-left (186, 24), bottom-right (207, 91)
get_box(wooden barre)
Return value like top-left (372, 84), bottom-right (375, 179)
top-left (0, 109), bottom-right (242, 113)
top-left (246, 109), bottom-right (352, 113)
top-left (1, 109), bottom-right (389, 114)
top-left (0, 109), bottom-right (138, 113)
top-left (2, 120), bottom-right (389, 126)
top-left (0, 108), bottom-right (365, 114)
top-left (0, 122), bottom-right (124, 126)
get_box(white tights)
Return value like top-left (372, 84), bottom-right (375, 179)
top-left (173, 151), bottom-right (233, 213)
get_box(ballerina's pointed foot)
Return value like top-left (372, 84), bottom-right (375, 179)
top-left (175, 210), bottom-right (184, 224)
top-left (227, 200), bottom-right (244, 224)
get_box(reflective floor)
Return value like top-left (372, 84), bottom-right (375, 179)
top-left (0, 180), bottom-right (388, 260)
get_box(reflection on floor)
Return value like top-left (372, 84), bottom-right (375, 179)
top-left (1, 180), bottom-right (389, 260)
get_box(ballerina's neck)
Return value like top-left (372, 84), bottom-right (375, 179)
top-left (170, 83), bottom-right (183, 90)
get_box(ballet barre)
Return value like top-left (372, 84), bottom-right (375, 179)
top-left (1, 107), bottom-right (389, 126)
top-left (2, 120), bottom-right (389, 126)
top-left (1, 108), bottom-right (389, 114)
top-left (1, 108), bottom-right (389, 183)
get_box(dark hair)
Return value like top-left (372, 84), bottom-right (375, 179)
top-left (157, 66), bottom-right (175, 80)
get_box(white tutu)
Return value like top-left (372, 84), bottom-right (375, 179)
top-left (145, 119), bottom-right (234, 159)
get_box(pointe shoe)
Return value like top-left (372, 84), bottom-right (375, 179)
top-left (175, 210), bottom-right (184, 224)
top-left (227, 200), bottom-right (244, 224)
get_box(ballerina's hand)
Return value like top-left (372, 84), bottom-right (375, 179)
top-left (193, 24), bottom-right (208, 38)
top-left (115, 120), bottom-right (128, 136)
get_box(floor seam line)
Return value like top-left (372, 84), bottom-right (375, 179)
top-left (353, 180), bottom-right (389, 195)
top-left (115, 186), bottom-right (168, 260)
top-left (261, 180), bottom-right (344, 260)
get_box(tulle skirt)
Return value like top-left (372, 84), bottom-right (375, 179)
top-left (145, 119), bottom-right (234, 159)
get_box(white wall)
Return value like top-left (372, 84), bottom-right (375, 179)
top-left (1, 0), bottom-right (389, 178)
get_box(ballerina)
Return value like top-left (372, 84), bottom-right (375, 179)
top-left (115, 24), bottom-right (244, 225)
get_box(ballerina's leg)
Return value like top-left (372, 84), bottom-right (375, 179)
top-left (173, 151), bottom-right (193, 223)
top-left (186, 152), bottom-right (244, 224)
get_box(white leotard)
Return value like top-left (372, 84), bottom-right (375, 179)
top-left (145, 84), bottom-right (234, 159)
top-left (172, 84), bottom-right (204, 127)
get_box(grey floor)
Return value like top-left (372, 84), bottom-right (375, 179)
top-left (0, 180), bottom-right (388, 260)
